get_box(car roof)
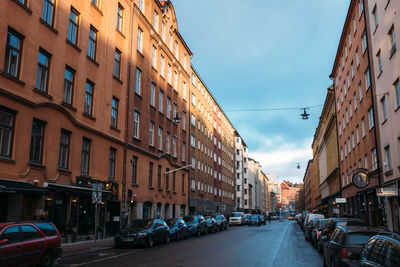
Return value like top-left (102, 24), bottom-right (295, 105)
top-left (375, 232), bottom-right (400, 243)
top-left (337, 225), bottom-right (380, 233)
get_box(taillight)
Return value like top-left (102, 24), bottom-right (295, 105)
top-left (328, 229), bottom-right (334, 237)
top-left (338, 248), bottom-right (350, 259)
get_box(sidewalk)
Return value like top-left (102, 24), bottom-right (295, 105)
top-left (61, 237), bottom-right (115, 258)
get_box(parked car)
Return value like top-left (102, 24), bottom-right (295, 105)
top-left (311, 218), bottom-right (328, 249)
top-left (347, 232), bottom-right (400, 267)
top-left (213, 215), bottom-right (228, 231)
top-left (248, 215), bottom-right (262, 226)
top-left (114, 218), bottom-right (169, 248)
top-left (229, 212), bottom-right (244, 226)
top-left (184, 215), bottom-right (208, 236)
top-left (323, 226), bottom-right (380, 267)
top-left (166, 218), bottom-right (188, 241)
top-left (0, 221), bottom-right (62, 267)
top-left (244, 214), bottom-right (252, 225)
top-left (304, 214), bottom-right (325, 240)
top-left (319, 218), bottom-right (366, 254)
top-left (259, 215), bottom-right (266, 225)
top-left (204, 216), bottom-right (219, 233)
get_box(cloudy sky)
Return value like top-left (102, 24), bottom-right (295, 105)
top-left (172, 0), bottom-right (349, 183)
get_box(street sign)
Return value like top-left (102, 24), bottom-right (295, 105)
top-left (376, 188), bottom-right (398, 197)
top-left (335, 198), bottom-right (346, 204)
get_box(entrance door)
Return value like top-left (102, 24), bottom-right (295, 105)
top-left (390, 198), bottom-right (399, 233)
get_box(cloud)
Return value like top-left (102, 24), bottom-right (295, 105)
top-left (249, 138), bottom-right (313, 184)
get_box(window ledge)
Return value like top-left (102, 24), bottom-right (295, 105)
top-left (10, 0), bottom-right (32, 14)
top-left (158, 111), bottom-right (164, 116)
top-left (0, 71), bottom-right (25, 86)
top-left (134, 92), bottom-right (142, 99)
top-left (377, 71), bottom-right (383, 79)
top-left (150, 105), bottom-right (156, 111)
top-left (148, 186), bottom-right (154, 190)
top-left (87, 55), bottom-right (99, 67)
top-left (113, 76), bottom-right (123, 84)
top-left (90, 2), bottom-right (103, 15)
top-left (58, 168), bottom-right (71, 175)
top-left (116, 29), bottom-right (126, 39)
top-left (61, 102), bottom-right (77, 112)
top-left (39, 18), bottom-right (58, 35)
top-left (66, 39), bottom-right (81, 52)
top-left (29, 162), bottom-right (46, 169)
top-left (389, 46), bottom-right (396, 59)
top-left (83, 112), bottom-right (96, 121)
top-left (33, 88), bottom-right (53, 100)
top-left (137, 50), bottom-right (144, 58)
top-left (394, 105), bottom-right (400, 113)
top-left (182, 193), bottom-right (186, 196)
top-left (172, 191), bottom-right (176, 194)
top-left (158, 188), bottom-right (163, 192)
top-left (0, 156), bottom-right (15, 164)
top-left (110, 126), bottom-right (120, 132)
top-left (131, 183), bottom-right (138, 187)
top-left (384, 169), bottom-right (393, 176)
top-left (132, 136), bottom-right (141, 142)
top-left (373, 25), bottom-right (378, 35)
top-left (381, 119), bottom-right (387, 125)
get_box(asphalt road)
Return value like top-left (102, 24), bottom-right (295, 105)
top-left (56, 219), bottom-right (322, 267)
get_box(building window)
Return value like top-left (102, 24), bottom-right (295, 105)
top-left (68, 7), bottom-right (79, 45)
top-left (148, 162), bottom-right (153, 188)
top-left (361, 118), bottom-right (366, 137)
top-left (4, 29), bottom-right (23, 79)
top-left (92, 0), bottom-right (100, 8)
top-left (135, 68), bottom-right (141, 95)
top-left (36, 49), bottom-right (51, 93)
top-left (182, 111), bottom-right (186, 130)
top-left (362, 31), bottom-right (368, 53)
top-left (0, 107), bottom-right (15, 158)
top-left (166, 132), bottom-right (170, 154)
top-left (117, 4), bottom-right (124, 32)
top-left (157, 127), bottom-right (162, 151)
top-left (353, 92), bottom-right (357, 110)
top-left (159, 90), bottom-right (163, 113)
top-left (149, 121), bottom-right (154, 146)
top-left (172, 135), bottom-right (177, 158)
top-left (372, 148), bottom-right (378, 170)
top-left (167, 64), bottom-right (172, 84)
top-left (84, 80), bottom-right (94, 116)
top-left (109, 148), bottom-right (116, 179)
top-left (173, 103), bottom-right (177, 121)
top-left (133, 111), bottom-right (139, 138)
top-left (365, 67), bottom-right (371, 89)
top-left (114, 49), bottom-right (121, 79)
top-left (356, 48), bottom-right (360, 67)
top-left (88, 26), bottom-right (98, 60)
top-left (384, 146), bottom-right (392, 172)
top-left (160, 55), bottom-right (165, 77)
top-left (182, 81), bottom-right (187, 100)
top-left (81, 137), bottom-right (91, 175)
top-left (150, 82), bottom-right (155, 107)
top-left (131, 156), bottom-right (137, 184)
top-left (353, 15), bottom-right (357, 33)
top-left (372, 5), bottom-right (378, 30)
top-left (358, 0), bottom-right (364, 17)
top-left (137, 28), bottom-right (143, 53)
top-left (138, 0), bottom-right (144, 12)
top-left (63, 66), bottom-right (75, 105)
top-left (152, 45), bottom-right (156, 68)
top-left (174, 71), bottom-right (178, 89)
top-left (29, 119), bottom-right (45, 164)
top-left (388, 25), bottom-right (397, 57)
top-left (111, 97), bottom-right (119, 128)
top-left (364, 154), bottom-right (369, 170)
top-left (381, 96), bottom-right (387, 122)
top-left (153, 11), bottom-right (158, 31)
top-left (42, 0), bottom-right (55, 26)
top-left (359, 81), bottom-right (363, 100)
top-left (165, 169), bottom-right (170, 191)
top-left (182, 142), bottom-right (185, 161)
top-left (157, 165), bottom-right (162, 190)
top-left (356, 125), bottom-right (360, 144)
top-left (166, 97), bottom-right (171, 119)
top-left (182, 174), bottom-right (185, 194)
top-left (58, 130), bottom-right (70, 170)
top-left (368, 107), bottom-right (374, 129)
top-left (395, 79), bottom-right (400, 109)
top-left (161, 21), bottom-right (165, 41)
top-left (190, 135), bottom-right (195, 147)
top-left (376, 50), bottom-right (383, 74)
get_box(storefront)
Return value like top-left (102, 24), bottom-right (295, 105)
top-left (378, 180), bottom-right (400, 233)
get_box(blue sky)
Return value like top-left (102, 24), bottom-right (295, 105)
top-left (173, 0), bottom-right (349, 183)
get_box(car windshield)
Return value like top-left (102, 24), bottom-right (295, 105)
top-left (216, 215), bottom-right (223, 220)
top-left (231, 213), bottom-right (241, 217)
top-left (337, 221), bottom-right (365, 227)
top-left (130, 220), bottom-right (154, 229)
top-left (245, 215), bottom-right (251, 219)
top-left (33, 223), bottom-right (57, 236)
top-left (184, 216), bottom-right (197, 223)
top-left (346, 233), bottom-right (375, 245)
top-left (251, 215), bottom-right (259, 219)
top-left (166, 219), bottom-right (177, 226)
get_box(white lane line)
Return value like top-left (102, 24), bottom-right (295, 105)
top-left (70, 250), bottom-right (141, 267)
top-left (270, 221), bottom-right (290, 266)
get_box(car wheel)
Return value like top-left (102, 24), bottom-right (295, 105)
top-left (197, 229), bottom-right (201, 236)
top-left (204, 228), bottom-right (208, 235)
top-left (165, 234), bottom-right (170, 244)
top-left (176, 232), bottom-right (180, 241)
top-left (40, 250), bottom-right (54, 267)
top-left (147, 235), bottom-right (154, 248)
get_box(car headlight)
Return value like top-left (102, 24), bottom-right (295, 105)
top-left (137, 232), bottom-right (147, 237)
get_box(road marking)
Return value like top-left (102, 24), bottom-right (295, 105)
top-left (69, 250), bottom-right (141, 267)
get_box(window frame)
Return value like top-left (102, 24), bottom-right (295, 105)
top-left (35, 48), bottom-right (51, 93)
top-left (29, 119), bottom-right (46, 164)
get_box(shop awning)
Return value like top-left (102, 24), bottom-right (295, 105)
top-left (0, 179), bottom-right (48, 194)
top-left (45, 182), bottom-right (112, 195)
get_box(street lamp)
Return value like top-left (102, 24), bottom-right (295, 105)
top-left (300, 108), bottom-right (310, 120)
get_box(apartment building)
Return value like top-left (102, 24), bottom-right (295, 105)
top-left (330, 0), bottom-right (383, 227)
top-left (187, 67), bottom-right (235, 215)
top-left (235, 133), bottom-right (249, 211)
top-left (248, 158), bottom-right (270, 213)
top-left (366, 0), bottom-right (400, 232)
top-left (316, 88), bottom-right (341, 217)
top-left (303, 160), bottom-right (313, 210)
top-left (0, 0), bottom-right (194, 241)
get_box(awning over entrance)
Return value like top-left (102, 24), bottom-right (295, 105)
top-left (45, 182), bottom-right (112, 195)
top-left (0, 179), bottom-right (48, 194)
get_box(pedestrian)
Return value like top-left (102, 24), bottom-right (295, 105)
top-left (268, 214), bottom-right (271, 223)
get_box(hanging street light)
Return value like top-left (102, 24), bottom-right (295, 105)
top-left (301, 108), bottom-right (310, 120)
top-left (297, 163), bottom-right (300, 169)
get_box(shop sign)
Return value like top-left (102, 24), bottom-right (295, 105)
top-left (376, 188), bottom-right (398, 197)
top-left (333, 208), bottom-right (339, 214)
top-left (0, 185), bottom-right (16, 193)
top-left (335, 198), bottom-right (346, 204)
top-left (352, 168), bottom-right (370, 189)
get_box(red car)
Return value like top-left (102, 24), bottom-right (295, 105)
top-left (0, 221), bottom-right (62, 267)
